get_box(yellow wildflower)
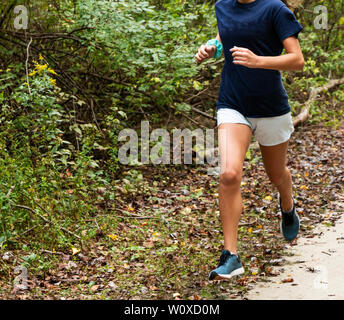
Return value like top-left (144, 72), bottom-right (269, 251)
top-left (108, 234), bottom-right (118, 241)
top-left (39, 54), bottom-right (44, 60)
top-left (49, 78), bottom-right (57, 87)
top-left (35, 63), bottom-right (48, 74)
top-left (48, 68), bottom-right (58, 75)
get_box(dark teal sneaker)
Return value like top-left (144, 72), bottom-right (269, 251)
top-left (279, 194), bottom-right (300, 241)
top-left (209, 250), bottom-right (245, 281)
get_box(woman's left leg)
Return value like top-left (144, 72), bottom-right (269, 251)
top-left (259, 140), bottom-right (294, 212)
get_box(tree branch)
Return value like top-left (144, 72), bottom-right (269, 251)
top-left (293, 77), bottom-right (344, 127)
top-left (25, 37), bottom-right (33, 95)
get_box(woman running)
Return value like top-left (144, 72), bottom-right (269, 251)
top-left (195, 0), bottom-right (304, 281)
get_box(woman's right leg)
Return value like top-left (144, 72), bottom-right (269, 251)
top-left (218, 123), bottom-right (252, 254)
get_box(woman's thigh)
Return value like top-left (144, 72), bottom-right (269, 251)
top-left (218, 123), bottom-right (252, 175)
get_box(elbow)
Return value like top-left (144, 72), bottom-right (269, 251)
top-left (296, 57), bottom-right (304, 71)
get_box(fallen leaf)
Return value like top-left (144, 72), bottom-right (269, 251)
top-left (300, 185), bottom-right (309, 190)
top-left (181, 207), bottom-right (192, 214)
top-left (108, 281), bottom-right (118, 291)
top-left (71, 247), bottom-right (80, 255)
top-left (90, 284), bottom-right (100, 292)
top-left (65, 261), bottom-right (77, 270)
top-left (282, 278), bottom-right (294, 283)
top-left (143, 240), bottom-right (154, 248)
top-left (189, 294), bottom-right (201, 300)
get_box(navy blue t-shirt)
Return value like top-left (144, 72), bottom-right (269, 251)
top-left (215, 0), bottom-right (303, 117)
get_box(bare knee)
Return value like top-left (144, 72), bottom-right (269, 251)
top-left (269, 167), bottom-right (290, 187)
top-left (220, 168), bottom-right (242, 187)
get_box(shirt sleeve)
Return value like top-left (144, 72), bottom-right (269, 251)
top-left (273, 4), bottom-right (303, 42)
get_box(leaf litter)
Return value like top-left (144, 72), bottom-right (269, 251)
top-left (0, 124), bottom-right (343, 300)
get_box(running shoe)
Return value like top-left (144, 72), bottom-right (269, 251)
top-left (279, 194), bottom-right (300, 241)
top-left (208, 250), bottom-right (245, 281)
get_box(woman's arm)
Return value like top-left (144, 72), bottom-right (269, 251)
top-left (231, 36), bottom-right (304, 71)
top-left (216, 32), bottom-right (222, 44)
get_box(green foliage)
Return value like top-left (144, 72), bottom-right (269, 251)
top-left (0, 62), bottom-right (107, 250)
top-left (0, 0), bottom-right (343, 256)
top-left (74, 0), bottom-right (216, 111)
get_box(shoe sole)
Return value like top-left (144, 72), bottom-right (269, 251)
top-left (280, 213), bottom-right (300, 241)
top-left (210, 267), bottom-right (245, 281)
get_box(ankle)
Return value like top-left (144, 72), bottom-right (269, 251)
top-left (224, 248), bottom-right (237, 255)
top-left (281, 197), bottom-right (294, 213)
top-left (279, 192), bottom-right (294, 211)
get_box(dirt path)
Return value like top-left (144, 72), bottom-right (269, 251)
top-left (245, 201), bottom-right (344, 300)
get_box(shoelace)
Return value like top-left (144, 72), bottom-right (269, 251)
top-left (218, 251), bottom-right (233, 267)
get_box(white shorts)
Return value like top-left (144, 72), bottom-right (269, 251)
top-left (216, 108), bottom-right (294, 146)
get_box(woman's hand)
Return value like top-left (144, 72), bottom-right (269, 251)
top-left (230, 46), bottom-right (261, 68)
top-left (230, 37), bottom-right (304, 71)
top-left (195, 44), bottom-right (216, 64)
